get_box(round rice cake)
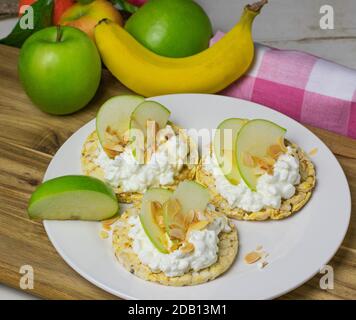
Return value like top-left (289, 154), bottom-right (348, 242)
top-left (196, 142), bottom-right (316, 221)
top-left (81, 123), bottom-right (197, 204)
top-left (112, 208), bottom-right (238, 286)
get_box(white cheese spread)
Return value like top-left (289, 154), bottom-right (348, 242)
top-left (95, 125), bottom-right (189, 193)
top-left (128, 215), bottom-right (231, 277)
top-left (203, 147), bottom-right (300, 212)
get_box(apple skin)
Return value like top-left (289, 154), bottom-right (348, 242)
top-left (18, 0), bottom-right (75, 25)
top-left (126, 0), bottom-right (148, 6)
top-left (18, 26), bottom-right (101, 115)
top-left (59, 0), bottom-right (123, 41)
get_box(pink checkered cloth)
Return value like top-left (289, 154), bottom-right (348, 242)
top-left (212, 32), bottom-right (356, 139)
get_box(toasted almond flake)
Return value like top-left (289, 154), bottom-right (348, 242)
top-left (308, 148), bottom-right (318, 156)
top-left (263, 156), bottom-right (276, 166)
top-left (102, 224), bottom-right (111, 231)
top-left (253, 167), bottom-right (266, 176)
top-left (104, 143), bottom-right (125, 153)
top-left (151, 201), bottom-right (165, 230)
top-left (169, 228), bottom-right (185, 240)
top-left (253, 156), bottom-right (274, 175)
top-left (156, 215), bottom-right (165, 229)
top-left (244, 251), bottom-right (262, 264)
top-left (187, 220), bottom-right (210, 234)
top-left (243, 152), bottom-right (255, 167)
top-left (99, 231), bottom-right (109, 239)
top-left (169, 240), bottom-right (180, 252)
top-left (103, 147), bottom-right (119, 159)
top-left (267, 144), bottom-right (283, 159)
top-left (184, 209), bottom-right (195, 226)
top-left (180, 242), bottom-right (195, 254)
top-left (166, 198), bottom-right (182, 218)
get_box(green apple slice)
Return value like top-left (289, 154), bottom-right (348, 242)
top-left (236, 119), bottom-right (287, 191)
top-left (96, 95), bottom-right (144, 148)
top-left (139, 188), bottom-right (173, 254)
top-left (163, 181), bottom-right (210, 239)
top-left (172, 181), bottom-right (210, 214)
top-left (142, 187), bottom-right (173, 204)
top-left (129, 100), bottom-right (171, 137)
top-left (28, 175), bottom-right (119, 220)
top-left (213, 118), bottom-right (248, 185)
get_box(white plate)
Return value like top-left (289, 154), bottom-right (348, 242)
top-left (43, 94), bottom-right (351, 300)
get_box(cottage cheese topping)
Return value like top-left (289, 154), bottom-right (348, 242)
top-left (128, 215), bottom-right (231, 277)
top-left (95, 126), bottom-right (189, 193)
top-left (204, 147), bottom-right (300, 212)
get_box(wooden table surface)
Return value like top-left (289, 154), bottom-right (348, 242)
top-left (0, 43), bottom-right (355, 300)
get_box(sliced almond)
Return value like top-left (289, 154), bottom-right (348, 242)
top-left (102, 224), bottom-right (111, 231)
top-left (166, 198), bottom-right (182, 217)
top-left (169, 228), bottom-right (185, 241)
top-left (180, 242), bottom-right (195, 254)
top-left (267, 144), bottom-right (283, 159)
top-left (187, 220), bottom-right (210, 234)
top-left (243, 152), bottom-right (255, 167)
top-left (244, 251), bottom-right (262, 264)
top-left (103, 147), bottom-right (119, 159)
top-left (183, 209), bottom-right (195, 226)
top-left (151, 201), bottom-right (165, 230)
top-left (156, 215), bottom-right (165, 229)
top-left (253, 156), bottom-right (274, 175)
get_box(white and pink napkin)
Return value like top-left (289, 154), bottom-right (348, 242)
top-left (212, 32), bottom-right (356, 139)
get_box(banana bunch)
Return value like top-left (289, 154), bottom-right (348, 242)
top-left (94, 1), bottom-right (267, 97)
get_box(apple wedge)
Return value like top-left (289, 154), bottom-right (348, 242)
top-left (213, 118), bottom-right (247, 185)
top-left (163, 181), bottom-right (210, 239)
top-left (236, 119), bottom-right (287, 191)
top-left (172, 181), bottom-right (210, 215)
top-left (142, 187), bottom-right (173, 204)
top-left (139, 188), bottom-right (173, 254)
top-left (28, 175), bottom-right (119, 220)
top-left (129, 100), bottom-right (171, 137)
top-left (96, 95), bottom-right (144, 150)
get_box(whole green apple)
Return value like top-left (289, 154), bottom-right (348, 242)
top-left (18, 26), bottom-right (101, 115)
top-left (125, 0), bottom-right (213, 58)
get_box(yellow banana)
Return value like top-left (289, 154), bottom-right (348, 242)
top-left (94, 1), bottom-right (267, 97)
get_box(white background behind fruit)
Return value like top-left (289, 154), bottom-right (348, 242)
top-left (0, 0), bottom-right (354, 299)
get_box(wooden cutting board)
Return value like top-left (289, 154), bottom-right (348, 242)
top-left (0, 44), bottom-right (355, 300)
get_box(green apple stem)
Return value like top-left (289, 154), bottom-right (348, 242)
top-left (56, 25), bottom-right (63, 42)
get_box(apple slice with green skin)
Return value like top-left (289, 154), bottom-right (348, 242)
top-left (139, 188), bottom-right (173, 254)
top-left (28, 175), bottom-right (119, 220)
top-left (96, 95), bottom-right (144, 149)
top-left (213, 118), bottom-right (248, 185)
top-left (163, 181), bottom-right (210, 237)
top-left (142, 187), bottom-right (173, 205)
top-left (172, 181), bottom-right (210, 215)
top-left (236, 119), bottom-right (287, 191)
top-left (129, 100), bottom-right (171, 162)
top-left (129, 100), bottom-right (171, 136)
